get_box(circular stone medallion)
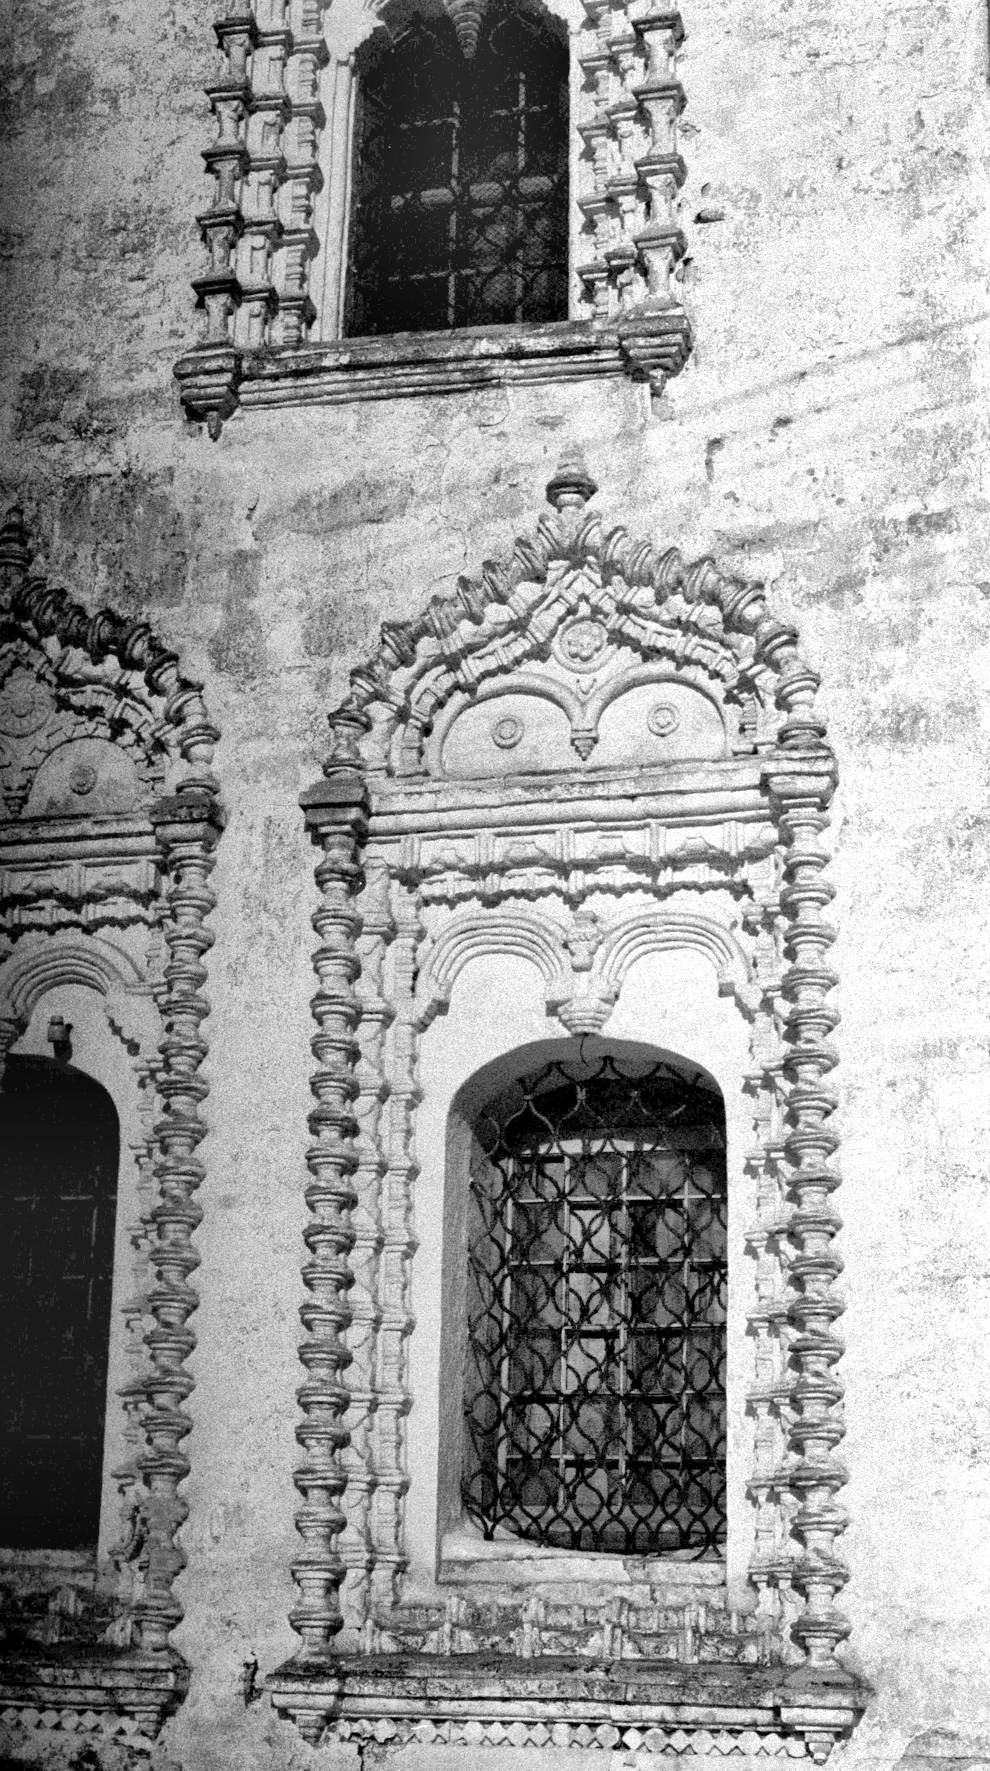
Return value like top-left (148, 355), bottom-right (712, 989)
top-left (491, 714), bottom-right (524, 750)
top-left (647, 702), bottom-right (680, 738)
top-left (555, 618), bottom-right (608, 671)
top-left (0, 670), bottom-right (55, 737)
top-left (68, 762), bottom-right (99, 796)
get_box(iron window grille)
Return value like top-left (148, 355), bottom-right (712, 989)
top-left (462, 1052), bottom-right (727, 1557)
top-left (0, 1056), bottom-right (118, 1549)
top-left (346, 0), bottom-right (569, 337)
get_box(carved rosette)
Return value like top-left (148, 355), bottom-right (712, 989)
top-left (0, 508), bottom-right (224, 1728)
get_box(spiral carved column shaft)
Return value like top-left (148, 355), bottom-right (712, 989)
top-left (294, 780), bottom-right (368, 1659)
top-left (136, 790), bottom-right (221, 1652)
top-left (767, 767), bottom-right (847, 1668)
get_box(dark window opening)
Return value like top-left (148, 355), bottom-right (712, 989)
top-left (346, 0), bottom-right (569, 337)
top-left (0, 1056), bottom-right (118, 1550)
top-left (462, 1051), bottom-right (727, 1557)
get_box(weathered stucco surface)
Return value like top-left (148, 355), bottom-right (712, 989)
top-left (2, 0), bottom-right (990, 1764)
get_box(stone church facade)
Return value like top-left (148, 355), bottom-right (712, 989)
top-left (1, 0), bottom-right (989, 1768)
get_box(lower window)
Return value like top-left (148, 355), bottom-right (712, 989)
top-left (462, 1050), bottom-right (727, 1558)
top-left (0, 1054), bottom-right (118, 1552)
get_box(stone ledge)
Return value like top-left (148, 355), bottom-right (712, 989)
top-left (0, 1647), bottom-right (188, 1741)
top-left (267, 1653), bottom-right (869, 1759)
top-left (174, 309), bottom-right (692, 433)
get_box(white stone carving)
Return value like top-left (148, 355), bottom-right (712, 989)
top-left (0, 508), bottom-right (222, 1738)
top-left (271, 456), bottom-right (865, 1756)
top-left (175, 0), bottom-right (694, 430)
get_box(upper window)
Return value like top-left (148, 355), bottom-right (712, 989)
top-left (462, 1050), bottom-right (727, 1557)
top-left (178, 0), bottom-right (696, 429)
top-left (346, 0), bottom-right (569, 337)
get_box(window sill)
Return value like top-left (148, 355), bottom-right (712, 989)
top-left (174, 308), bottom-right (692, 437)
top-left (267, 1653), bottom-right (869, 1760)
top-left (439, 1523), bottom-right (725, 1589)
top-left (0, 1646), bottom-right (188, 1745)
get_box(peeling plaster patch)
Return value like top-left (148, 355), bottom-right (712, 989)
top-left (207, 555), bottom-right (267, 685)
top-left (897, 1730), bottom-right (990, 1771)
top-left (14, 367), bottom-right (90, 437)
top-left (49, 471), bottom-right (190, 609)
top-left (259, 475), bottom-right (416, 539)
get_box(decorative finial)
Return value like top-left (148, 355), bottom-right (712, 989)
top-left (443, 0), bottom-right (486, 56)
top-left (545, 447), bottom-right (598, 515)
top-left (0, 505), bottom-right (31, 581)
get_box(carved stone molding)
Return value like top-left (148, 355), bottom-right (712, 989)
top-left (0, 507), bottom-right (224, 1738)
top-left (270, 456), bottom-right (868, 1755)
top-left (175, 0), bottom-right (693, 434)
top-left (415, 905), bottom-right (755, 1033)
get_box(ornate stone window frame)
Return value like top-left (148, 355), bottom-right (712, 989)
top-left (0, 511), bottom-right (223, 1750)
top-left (174, 0), bottom-right (693, 435)
top-left (268, 457), bottom-right (869, 1757)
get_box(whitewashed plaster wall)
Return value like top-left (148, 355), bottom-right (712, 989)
top-left (1, 0), bottom-right (990, 1766)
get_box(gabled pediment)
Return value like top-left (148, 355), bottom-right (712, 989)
top-left (323, 453), bottom-right (827, 792)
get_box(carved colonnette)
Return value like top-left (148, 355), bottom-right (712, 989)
top-left (269, 456), bottom-right (867, 1755)
top-left (175, 0), bottom-right (693, 434)
top-left (0, 510), bottom-right (223, 1742)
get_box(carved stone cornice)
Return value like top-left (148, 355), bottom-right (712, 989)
top-left (0, 1650), bottom-right (188, 1744)
top-left (268, 1656), bottom-right (869, 1759)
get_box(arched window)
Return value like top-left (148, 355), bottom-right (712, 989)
top-left (462, 1050), bottom-right (727, 1556)
top-left (0, 1056), bottom-right (118, 1550)
top-left (346, 0), bottom-right (569, 337)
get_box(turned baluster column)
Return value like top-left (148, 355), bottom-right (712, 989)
top-left (238, 0), bottom-right (291, 349)
top-left (196, 12), bottom-right (253, 353)
top-left (605, 0), bottom-right (643, 308)
top-left (768, 767), bottom-right (847, 1666)
top-left (276, 0), bottom-right (328, 346)
top-left (633, 12), bottom-right (686, 309)
top-left (0, 1014), bottom-right (25, 1088)
top-left (136, 785), bottom-right (222, 1650)
top-left (577, 0), bottom-right (614, 316)
top-left (292, 775), bottom-right (368, 1659)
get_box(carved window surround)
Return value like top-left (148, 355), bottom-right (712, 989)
top-left (174, 0), bottom-right (692, 436)
top-left (0, 511), bottom-right (223, 1748)
top-left (267, 455), bottom-right (869, 1757)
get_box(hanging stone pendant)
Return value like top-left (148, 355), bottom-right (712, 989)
top-left (442, 0), bottom-right (487, 57)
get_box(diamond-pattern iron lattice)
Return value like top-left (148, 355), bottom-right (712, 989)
top-left (462, 1054), bottom-right (727, 1556)
top-left (347, 1), bottom-right (568, 337)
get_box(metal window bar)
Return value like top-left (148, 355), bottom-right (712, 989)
top-left (346, 2), bottom-right (568, 337)
top-left (463, 1054), bottom-right (727, 1556)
